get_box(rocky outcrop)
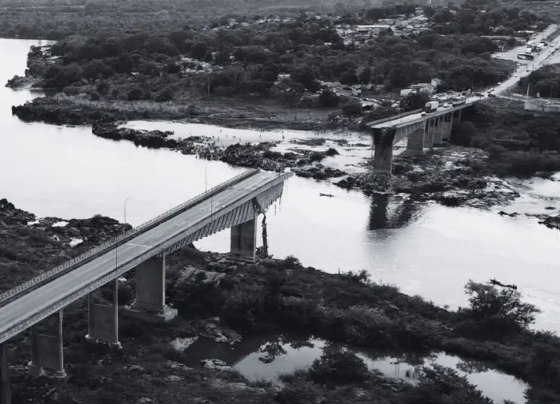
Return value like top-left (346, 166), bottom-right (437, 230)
top-left (92, 124), bottom-right (177, 149)
top-left (334, 148), bottom-right (521, 209)
top-left (538, 215), bottom-right (560, 230)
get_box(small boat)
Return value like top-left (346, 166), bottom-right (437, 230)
top-left (320, 193), bottom-right (334, 198)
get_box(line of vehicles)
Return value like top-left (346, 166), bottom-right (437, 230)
top-left (422, 94), bottom-right (467, 114)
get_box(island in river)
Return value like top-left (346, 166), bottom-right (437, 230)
top-left (1, 198), bottom-right (560, 404)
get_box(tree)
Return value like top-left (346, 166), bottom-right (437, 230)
top-left (464, 280), bottom-right (541, 330)
top-left (96, 81), bottom-right (110, 95)
top-left (340, 69), bottom-right (359, 85)
top-left (342, 103), bottom-right (362, 116)
top-left (290, 66), bottom-right (320, 92)
top-left (116, 53), bottom-right (134, 73)
top-left (127, 87), bottom-right (143, 101)
top-left (319, 89), bottom-right (340, 108)
top-left (191, 42), bottom-right (207, 60)
top-left (359, 66), bottom-right (372, 84)
top-left (402, 92), bottom-right (429, 112)
top-left (82, 60), bottom-right (113, 80)
top-left (155, 88), bottom-right (173, 102)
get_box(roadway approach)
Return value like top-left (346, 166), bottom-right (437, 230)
top-left (0, 168), bottom-right (292, 403)
top-left (366, 24), bottom-right (560, 178)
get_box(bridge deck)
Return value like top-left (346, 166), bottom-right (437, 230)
top-left (0, 171), bottom-right (289, 343)
top-left (371, 98), bottom-right (476, 129)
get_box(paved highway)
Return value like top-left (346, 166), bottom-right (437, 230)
top-left (373, 25), bottom-right (560, 131)
top-left (0, 171), bottom-right (286, 343)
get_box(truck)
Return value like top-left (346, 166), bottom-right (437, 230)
top-left (424, 101), bottom-right (439, 113)
top-left (518, 53), bottom-right (535, 61)
top-left (452, 96), bottom-right (466, 106)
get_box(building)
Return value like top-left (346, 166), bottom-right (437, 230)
top-left (410, 83), bottom-right (435, 94)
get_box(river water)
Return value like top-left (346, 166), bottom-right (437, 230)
top-left (2, 39), bottom-right (560, 336)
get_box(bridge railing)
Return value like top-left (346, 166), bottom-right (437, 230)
top-left (0, 169), bottom-right (260, 307)
top-left (366, 108), bottom-right (423, 128)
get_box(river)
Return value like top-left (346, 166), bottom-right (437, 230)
top-left (1, 38), bottom-right (560, 336)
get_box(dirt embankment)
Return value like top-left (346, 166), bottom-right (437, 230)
top-left (11, 94), bottom-right (344, 132)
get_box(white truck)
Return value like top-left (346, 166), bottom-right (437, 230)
top-left (423, 101), bottom-right (439, 113)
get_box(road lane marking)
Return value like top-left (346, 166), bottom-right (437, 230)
top-left (125, 243), bottom-right (152, 248)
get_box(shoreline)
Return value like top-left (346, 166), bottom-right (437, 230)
top-left (1, 198), bottom-right (560, 402)
top-left (10, 95), bottom-right (560, 231)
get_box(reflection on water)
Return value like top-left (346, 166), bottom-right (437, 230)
top-left (181, 334), bottom-right (527, 404)
top-left (368, 194), bottom-right (421, 230)
top-left (1, 39), bottom-right (560, 333)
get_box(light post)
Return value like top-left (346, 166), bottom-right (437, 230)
top-left (124, 198), bottom-right (133, 227)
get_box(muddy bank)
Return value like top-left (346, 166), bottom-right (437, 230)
top-left (11, 95), bottom-right (342, 132)
top-left (2, 200), bottom-right (560, 403)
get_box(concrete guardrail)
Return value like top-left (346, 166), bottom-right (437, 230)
top-left (0, 169), bottom-right (260, 307)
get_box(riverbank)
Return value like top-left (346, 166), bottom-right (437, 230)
top-left (1, 199), bottom-right (560, 403)
top-left (11, 97), bottom-right (560, 227)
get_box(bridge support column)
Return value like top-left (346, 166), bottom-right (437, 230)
top-left (453, 109), bottom-right (461, 125)
top-left (28, 310), bottom-right (66, 378)
top-left (85, 280), bottom-right (121, 348)
top-left (126, 255), bottom-right (177, 323)
top-left (0, 343), bottom-right (10, 404)
top-left (401, 127), bottom-right (425, 157)
top-left (433, 116), bottom-right (444, 146)
top-left (230, 217), bottom-right (257, 262)
top-left (424, 119), bottom-right (435, 148)
top-left (371, 127), bottom-right (396, 179)
top-left (442, 113), bottom-right (453, 141)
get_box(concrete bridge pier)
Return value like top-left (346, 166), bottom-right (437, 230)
top-left (453, 109), bottom-right (462, 125)
top-left (433, 116), bottom-right (444, 146)
top-left (424, 119), bottom-right (436, 148)
top-left (0, 343), bottom-right (10, 404)
top-left (441, 113), bottom-right (453, 141)
top-left (28, 310), bottom-right (66, 378)
top-left (402, 127), bottom-right (425, 157)
top-left (371, 127), bottom-right (396, 178)
top-left (85, 279), bottom-right (121, 348)
top-left (230, 216), bottom-right (257, 261)
top-left (126, 255), bottom-right (178, 323)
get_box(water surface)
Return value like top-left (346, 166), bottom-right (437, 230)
top-left (1, 38), bottom-right (560, 332)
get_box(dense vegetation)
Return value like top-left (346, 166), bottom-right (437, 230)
top-left (453, 101), bottom-right (560, 177)
top-left (520, 64), bottom-right (560, 98)
top-left (2, 195), bottom-right (560, 404)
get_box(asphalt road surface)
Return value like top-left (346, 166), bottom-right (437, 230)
top-left (0, 171), bottom-right (285, 344)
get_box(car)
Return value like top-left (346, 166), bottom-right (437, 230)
top-left (488, 93), bottom-right (496, 98)
top-left (514, 73), bottom-right (518, 77)
top-left (488, 88), bottom-right (494, 92)
top-left (443, 103), bottom-right (450, 108)
top-left (498, 82), bottom-right (502, 85)
top-left (421, 112), bottom-right (427, 116)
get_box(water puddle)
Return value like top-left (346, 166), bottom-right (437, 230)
top-left (181, 335), bottom-right (527, 404)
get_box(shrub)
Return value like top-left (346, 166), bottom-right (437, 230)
top-left (127, 87), bottom-right (143, 101)
top-left (96, 81), bottom-right (110, 95)
top-left (309, 152), bottom-right (325, 162)
top-left (155, 88), bottom-right (173, 102)
top-left (63, 86), bottom-right (79, 96)
top-left (89, 91), bottom-right (100, 101)
top-left (318, 89), bottom-right (340, 108)
top-left (342, 102), bottom-right (362, 116)
top-left (309, 349), bottom-right (369, 384)
top-left (464, 280), bottom-right (541, 331)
